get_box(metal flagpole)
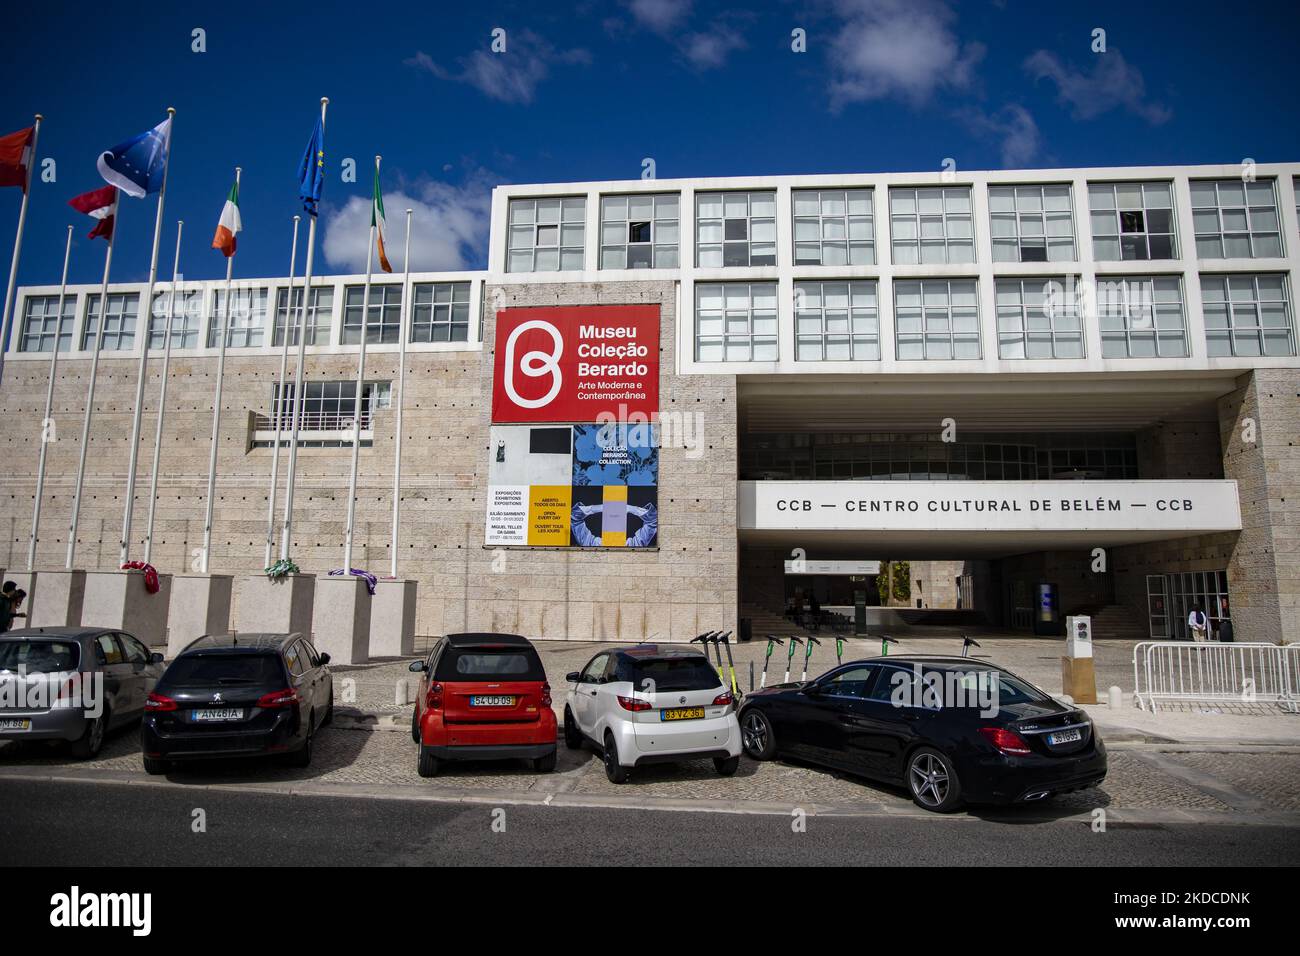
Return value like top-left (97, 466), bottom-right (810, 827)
top-left (281, 97), bottom-right (328, 562)
top-left (390, 208), bottom-right (412, 578)
top-left (119, 106), bottom-right (175, 566)
top-left (142, 220), bottom-right (183, 565)
top-left (27, 224), bottom-right (73, 568)
top-left (0, 114), bottom-right (42, 385)
top-left (343, 155), bottom-right (379, 572)
top-left (201, 167), bottom-right (240, 575)
top-left (67, 194), bottom-right (120, 569)
top-left (265, 215), bottom-right (301, 567)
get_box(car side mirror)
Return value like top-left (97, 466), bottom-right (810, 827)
top-left (565, 671), bottom-right (581, 683)
top-left (318, 652), bottom-right (331, 666)
top-left (149, 653), bottom-right (164, 664)
top-left (803, 684), bottom-right (823, 697)
top-left (408, 661), bottom-right (425, 672)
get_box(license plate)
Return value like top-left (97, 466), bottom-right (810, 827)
top-left (192, 708), bottom-right (243, 722)
top-left (1048, 728), bottom-right (1082, 745)
top-left (470, 696), bottom-right (515, 707)
top-left (0, 718), bottom-right (31, 732)
top-left (660, 707), bottom-right (705, 722)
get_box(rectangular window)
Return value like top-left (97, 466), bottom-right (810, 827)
top-left (1088, 182), bottom-right (1177, 261)
top-left (342, 284), bottom-right (402, 344)
top-left (889, 187), bottom-right (974, 265)
top-left (599, 193), bottom-right (679, 269)
top-left (83, 292), bottom-right (139, 352)
top-left (411, 281), bottom-right (471, 342)
top-left (1097, 276), bottom-right (1188, 358)
top-left (695, 282), bottom-right (778, 362)
top-left (268, 380), bottom-right (389, 431)
top-left (507, 197), bottom-right (586, 272)
top-left (19, 295), bottom-right (75, 353)
top-left (893, 279), bottom-right (980, 360)
top-left (696, 191), bottom-right (777, 268)
top-left (1200, 273), bottom-right (1296, 357)
top-left (990, 184), bottom-right (1075, 262)
top-left (794, 280), bottom-right (879, 361)
top-left (1190, 179), bottom-right (1282, 259)
top-left (208, 287), bottom-right (268, 348)
top-left (274, 285), bottom-right (334, 347)
top-left (792, 189), bottom-right (874, 266)
top-left (996, 278), bottom-right (1084, 359)
top-left (148, 289), bottom-right (202, 350)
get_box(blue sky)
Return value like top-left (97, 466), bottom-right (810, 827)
top-left (2, 0), bottom-right (1299, 287)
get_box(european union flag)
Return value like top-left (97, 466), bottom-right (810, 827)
top-left (298, 117), bottom-right (325, 217)
top-left (97, 116), bottom-right (172, 198)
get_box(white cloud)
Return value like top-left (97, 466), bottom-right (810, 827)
top-left (963, 104), bottom-right (1041, 167)
top-left (405, 31), bottom-right (590, 105)
top-left (322, 175), bottom-right (491, 274)
top-left (827, 0), bottom-right (985, 108)
top-left (627, 0), bottom-right (692, 33)
top-left (681, 25), bottom-right (747, 70)
top-left (619, 0), bottom-right (747, 70)
top-left (1024, 49), bottom-right (1171, 124)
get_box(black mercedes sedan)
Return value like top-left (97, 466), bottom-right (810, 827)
top-left (737, 655), bottom-right (1106, 812)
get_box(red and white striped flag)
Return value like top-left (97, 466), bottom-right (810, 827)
top-left (68, 185), bottom-right (118, 241)
top-left (0, 125), bottom-right (34, 191)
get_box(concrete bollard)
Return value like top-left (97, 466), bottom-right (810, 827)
top-left (395, 679), bottom-right (408, 706)
top-left (1108, 685), bottom-right (1123, 710)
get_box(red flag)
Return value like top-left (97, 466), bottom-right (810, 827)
top-left (0, 125), bottom-right (35, 191)
top-left (69, 185), bottom-right (118, 241)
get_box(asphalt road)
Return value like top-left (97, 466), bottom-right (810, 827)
top-left (1, 779), bottom-right (1295, 866)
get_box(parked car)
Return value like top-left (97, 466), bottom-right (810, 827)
top-left (737, 655), bottom-right (1106, 812)
top-left (409, 632), bottom-right (557, 777)
top-left (563, 645), bottom-right (741, 784)
top-left (141, 632), bottom-right (332, 774)
top-left (0, 627), bottom-right (165, 758)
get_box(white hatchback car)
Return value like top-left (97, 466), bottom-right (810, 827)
top-left (563, 646), bottom-right (742, 783)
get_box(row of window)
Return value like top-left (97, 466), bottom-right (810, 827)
top-left (507, 177), bottom-right (1297, 273)
top-left (18, 282), bottom-right (473, 354)
top-left (695, 274), bottom-right (1296, 362)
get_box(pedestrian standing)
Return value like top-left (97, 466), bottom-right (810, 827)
top-left (1187, 603), bottom-right (1209, 642)
top-left (0, 581), bottom-right (15, 634)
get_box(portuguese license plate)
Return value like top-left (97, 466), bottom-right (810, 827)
top-left (660, 707), bottom-right (705, 722)
top-left (470, 695), bottom-right (515, 707)
top-left (1048, 728), bottom-right (1082, 745)
top-left (0, 718), bottom-right (32, 732)
top-left (192, 708), bottom-right (243, 722)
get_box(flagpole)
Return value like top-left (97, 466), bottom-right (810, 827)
top-left (202, 166), bottom-right (240, 576)
top-left (265, 215), bottom-right (301, 568)
top-left (281, 96), bottom-right (328, 562)
top-left (0, 114), bottom-right (41, 386)
top-left (27, 223), bottom-right (73, 568)
top-left (390, 208), bottom-right (412, 579)
top-left (343, 155), bottom-right (379, 573)
top-left (119, 106), bottom-right (175, 567)
top-left (142, 220), bottom-right (183, 565)
top-left (67, 195), bottom-right (120, 569)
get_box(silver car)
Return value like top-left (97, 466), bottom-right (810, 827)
top-left (0, 627), bottom-right (165, 758)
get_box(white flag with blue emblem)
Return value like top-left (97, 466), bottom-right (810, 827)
top-left (97, 115), bottom-right (172, 198)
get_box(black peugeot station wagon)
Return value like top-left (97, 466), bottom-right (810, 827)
top-left (141, 633), bottom-right (333, 775)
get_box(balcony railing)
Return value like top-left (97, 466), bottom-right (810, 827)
top-left (251, 411), bottom-right (373, 433)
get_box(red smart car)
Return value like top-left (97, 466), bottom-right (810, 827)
top-left (409, 632), bottom-right (557, 777)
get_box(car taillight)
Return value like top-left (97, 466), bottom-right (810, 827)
top-left (540, 682), bottom-right (552, 707)
top-left (617, 696), bottom-right (653, 712)
top-left (425, 682), bottom-right (444, 711)
top-left (145, 692), bottom-right (178, 712)
top-left (713, 692), bottom-right (733, 706)
top-left (979, 727), bottom-right (1032, 755)
top-left (256, 688), bottom-right (300, 710)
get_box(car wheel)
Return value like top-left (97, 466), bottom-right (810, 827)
top-left (285, 717), bottom-right (314, 768)
top-left (69, 710), bottom-right (108, 760)
top-left (417, 747), bottom-right (440, 778)
top-left (410, 707), bottom-right (421, 743)
top-left (533, 751), bottom-right (557, 773)
top-left (714, 755), bottom-right (740, 776)
top-left (142, 755), bottom-right (167, 776)
top-left (563, 708), bottom-right (583, 750)
top-left (603, 732), bottom-right (629, 784)
top-left (907, 747), bottom-right (963, 813)
top-left (740, 708), bottom-right (776, 761)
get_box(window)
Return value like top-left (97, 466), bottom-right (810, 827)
top-left (1190, 180), bottom-right (1282, 259)
top-left (148, 289), bottom-right (202, 350)
top-left (990, 184), bottom-right (1075, 262)
top-left (996, 278), bottom-right (1084, 359)
top-left (889, 187), bottom-right (974, 265)
top-left (343, 284), bottom-right (402, 344)
top-left (507, 197), bottom-right (586, 272)
top-left (579, 654), bottom-right (609, 683)
top-left (1097, 276), bottom-right (1188, 358)
top-left (208, 287), bottom-right (267, 348)
top-left (794, 280), bottom-right (879, 361)
top-left (1088, 182), bottom-right (1177, 261)
top-left (893, 279), bottom-right (980, 360)
top-left (268, 380), bottom-right (388, 431)
top-left (119, 634), bottom-right (149, 665)
top-left (284, 643), bottom-right (305, 677)
top-left (1200, 274), bottom-right (1295, 357)
top-left (599, 193), bottom-right (679, 269)
top-left (792, 188), bottom-right (874, 265)
top-left (95, 634), bottom-right (123, 666)
top-left (820, 665), bottom-right (877, 698)
top-left (83, 292), bottom-right (139, 352)
top-left (19, 295), bottom-right (75, 353)
top-left (274, 285), bottom-right (333, 347)
top-left (696, 191), bottom-right (776, 267)
top-left (411, 282), bottom-right (471, 342)
top-left (695, 282), bottom-right (778, 362)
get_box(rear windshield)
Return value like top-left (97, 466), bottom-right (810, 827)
top-left (0, 640), bottom-right (80, 673)
top-left (436, 648), bottom-right (545, 682)
top-left (626, 657), bottom-right (720, 692)
top-left (164, 654), bottom-right (283, 687)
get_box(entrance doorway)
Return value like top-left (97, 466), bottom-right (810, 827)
top-left (1145, 570), bottom-right (1230, 640)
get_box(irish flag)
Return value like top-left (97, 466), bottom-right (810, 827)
top-left (212, 177), bottom-right (242, 257)
top-left (373, 165), bottom-right (392, 273)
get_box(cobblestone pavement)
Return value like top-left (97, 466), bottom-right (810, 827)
top-left (1165, 752), bottom-right (1300, 812)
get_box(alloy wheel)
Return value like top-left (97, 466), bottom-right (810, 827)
top-left (909, 753), bottom-right (949, 808)
top-left (742, 712), bottom-right (768, 755)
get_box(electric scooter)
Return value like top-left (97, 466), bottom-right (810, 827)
top-left (801, 635), bottom-right (821, 682)
top-left (880, 634), bottom-right (898, 656)
top-left (835, 635), bottom-right (847, 666)
top-left (783, 636), bottom-right (804, 683)
top-left (759, 635), bottom-right (784, 688)
top-left (712, 631), bottom-right (740, 700)
top-left (961, 635), bottom-right (981, 658)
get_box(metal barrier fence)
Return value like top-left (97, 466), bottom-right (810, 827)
top-left (1132, 641), bottom-right (1300, 713)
